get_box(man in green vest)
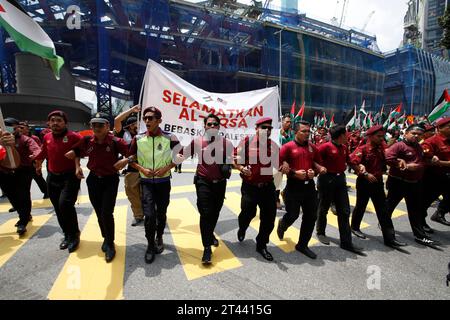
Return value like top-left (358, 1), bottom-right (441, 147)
top-left (127, 106), bottom-right (180, 264)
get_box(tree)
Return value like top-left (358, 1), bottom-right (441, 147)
top-left (438, 6), bottom-right (450, 49)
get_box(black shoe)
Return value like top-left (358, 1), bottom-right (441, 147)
top-left (317, 234), bottom-right (330, 245)
top-left (15, 215), bottom-right (32, 227)
top-left (60, 235), bottom-right (69, 250)
top-left (423, 223), bottom-right (434, 234)
top-left (256, 247), bottom-right (273, 261)
top-left (145, 246), bottom-right (156, 264)
top-left (68, 234), bottom-right (80, 253)
top-left (351, 229), bottom-right (367, 239)
top-left (212, 237), bottom-right (219, 247)
top-left (295, 245), bottom-right (317, 259)
top-left (430, 212), bottom-right (450, 226)
top-left (340, 244), bottom-right (366, 256)
top-left (277, 220), bottom-right (285, 240)
top-left (202, 247), bottom-right (212, 265)
top-left (9, 207), bottom-right (16, 213)
top-left (105, 244), bottom-right (116, 263)
top-left (101, 240), bottom-right (107, 253)
top-left (237, 228), bottom-right (246, 242)
top-left (155, 236), bottom-right (164, 254)
top-left (131, 218), bottom-right (144, 227)
top-left (385, 239), bottom-right (407, 247)
top-left (414, 237), bottom-right (441, 250)
top-left (43, 193), bottom-right (49, 199)
top-left (16, 224), bottom-right (26, 235)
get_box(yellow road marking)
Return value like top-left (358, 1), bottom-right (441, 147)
top-left (0, 214), bottom-right (53, 268)
top-left (167, 198), bottom-right (242, 281)
top-left (224, 192), bottom-right (318, 252)
top-left (0, 199), bottom-right (53, 213)
top-left (47, 206), bottom-right (128, 300)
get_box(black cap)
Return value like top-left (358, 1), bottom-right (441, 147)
top-left (125, 116), bottom-right (137, 127)
top-left (90, 112), bottom-right (110, 124)
top-left (4, 117), bottom-right (20, 126)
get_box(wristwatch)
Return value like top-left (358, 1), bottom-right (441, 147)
top-left (127, 156), bottom-right (135, 164)
top-left (363, 172), bottom-right (369, 177)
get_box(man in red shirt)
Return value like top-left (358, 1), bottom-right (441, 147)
top-left (34, 111), bottom-right (83, 253)
top-left (421, 117), bottom-right (450, 227)
top-left (233, 117), bottom-right (280, 261)
top-left (66, 113), bottom-right (130, 262)
top-left (277, 120), bottom-right (326, 259)
top-left (18, 121), bottom-right (48, 199)
top-left (385, 124), bottom-right (439, 248)
top-left (178, 114), bottom-right (234, 264)
top-left (349, 125), bottom-right (406, 249)
top-left (0, 117), bottom-right (41, 235)
top-left (316, 125), bottom-right (365, 255)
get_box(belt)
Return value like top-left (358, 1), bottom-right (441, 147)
top-left (245, 181), bottom-right (273, 188)
top-left (49, 171), bottom-right (74, 176)
top-left (197, 176), bottom-right (225, 184)
top-left (388, 175), bottom-right (419, 184)
top-left (326, 172), bottom-right (345, 176)
top-left (90, 173), bottom-right (118, 179)
top-left (288, 178), bottom-right (312, 185)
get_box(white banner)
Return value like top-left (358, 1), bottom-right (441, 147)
top-left (139, 59), bottom-right (280, 146)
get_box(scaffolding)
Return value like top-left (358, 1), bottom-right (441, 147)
top-left (1, 0), bottom-right (387, 122)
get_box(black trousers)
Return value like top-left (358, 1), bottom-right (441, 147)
top-left (316, 173), bottom-right (352, 247)
top-left (238, 181), bottom-right (277, 248)
top-left (195, 176), bottom-right (226, 247)
top-left (351, 177), bottom-right (396, 242)
top-left (47, 172), bottom-right (81, 237)
top-left (422, 173), bottom-right (450, 218)
top-left (141, 180), bottom-right (171, 246)
top-left (279, 179), bottom-right (317, 247)
top-left (386, 176), bottom-right (427, 239)
top-left (0, 167), bottom-right (33, 225)
top-left (86, 173), bottom-right (120, 245)
top-left (32, 169), bottom-right (48, 195)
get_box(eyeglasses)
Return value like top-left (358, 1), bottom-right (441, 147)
top-left (260, 125), bottom-right (273, 130)
top-left (206, 122), bottom-right (219, 127)
top-left (143, 116), bottom-right (158, 121)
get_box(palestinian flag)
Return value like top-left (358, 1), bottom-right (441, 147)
top-left (0, 0), bottom-right (64, 79)
top-left (318, 112), bottom-right (327, 127)
top-left (329, 113), bottom-right (335, 128)
top-left (346, 106), bottom-right (357, 130)
top-left (383, 103), bottom-right (402, 129)
top-left (289, 101), bottom-right (296, 120)
top-left (313, 112), bottom-right (318, 127)
top-left (294, 102), bottom-right (305, 121)
top-left (428, 89), bottom-right (450, 123)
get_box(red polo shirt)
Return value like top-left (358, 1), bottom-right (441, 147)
top-left (318, 141), bottom-right (349, 173)
top-left (350, 141), bottom-right (387, 179)
top-left (15, 134), bottom-right (41, 168)
top-left (385, 140), bottom-right (425, 182)
top-left (422, 133), bottom-right (450, 175)
top-left (234, 135), bottom-right (279, 184)
top-left (73, 133), bottom-right (129, 176)
top-left (183, 136), bottom-right (234, 181)
top-left (35, 130), bottom-right (82, 174)
top-left (279, 140), bottom-right (322, 179)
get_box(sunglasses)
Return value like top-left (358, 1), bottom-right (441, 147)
top-left (206, 122), bottom-right (220, 127)
top-left (260, 125), bottom-right (273, 130)
top-left (143, 116), bottom-right (159, 121)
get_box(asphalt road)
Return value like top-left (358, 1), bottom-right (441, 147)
top-left (0, 160), bottom-right (449, 301)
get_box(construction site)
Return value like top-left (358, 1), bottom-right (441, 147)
top-left (0, 0), bottom-right (448, 128)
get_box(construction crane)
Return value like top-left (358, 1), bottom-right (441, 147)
top-left (339, 0), bottom-right (349, 28)
top-left (361, 10), bottom-right (375, 32)
top-left (331, 0), bottom-right (350, 28)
